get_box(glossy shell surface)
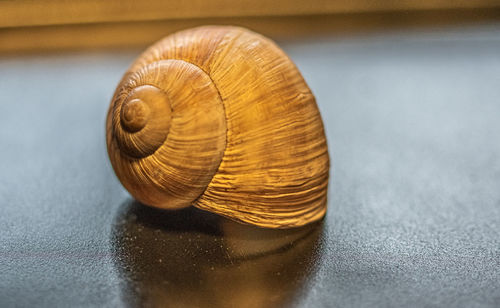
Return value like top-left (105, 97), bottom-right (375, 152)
top-left (107, 26), bottom-right (329, 228)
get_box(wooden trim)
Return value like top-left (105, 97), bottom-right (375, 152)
top-left (1, 9), bottom-right (499, 54)
top-left (1, 0), bottom-right (499, 28)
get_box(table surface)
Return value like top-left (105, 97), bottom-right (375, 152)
top-left (1, 24), bottom-right (499, 308)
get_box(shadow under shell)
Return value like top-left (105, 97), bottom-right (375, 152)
top-left (111, 200), bottom-right (326, 308)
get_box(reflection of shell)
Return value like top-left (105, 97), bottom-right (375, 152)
top-left (112, 201), bottom-right (324, 307)
top-left (106, 26), bottom-right (330, 228)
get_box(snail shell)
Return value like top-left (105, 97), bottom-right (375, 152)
top-left (106, 26), bottom-right (329, 228)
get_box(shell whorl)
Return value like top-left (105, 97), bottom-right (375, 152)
top-left (108, 59), bottom-right (226, 209)
top-left (107, 26), bottom-right (329, 228)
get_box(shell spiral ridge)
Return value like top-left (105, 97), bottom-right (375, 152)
top-left (107, 25), bottom-right (329, 228)
top-left (107, 59), bottom-right (227, 209)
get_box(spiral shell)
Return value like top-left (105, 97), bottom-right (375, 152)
top-left (106, 26), bottom-right (329, 228)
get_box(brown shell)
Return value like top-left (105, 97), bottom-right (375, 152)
top-left (106, 25), bottom-right (329, 228)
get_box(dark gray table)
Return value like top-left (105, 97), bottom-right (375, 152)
top-left (1, 24), bottom-right (499, 307)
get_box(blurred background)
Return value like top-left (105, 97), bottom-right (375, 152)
top-left (1, 0), bottom-right (500, 53)
top-left (1, 1), bottom-right (500, 308)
